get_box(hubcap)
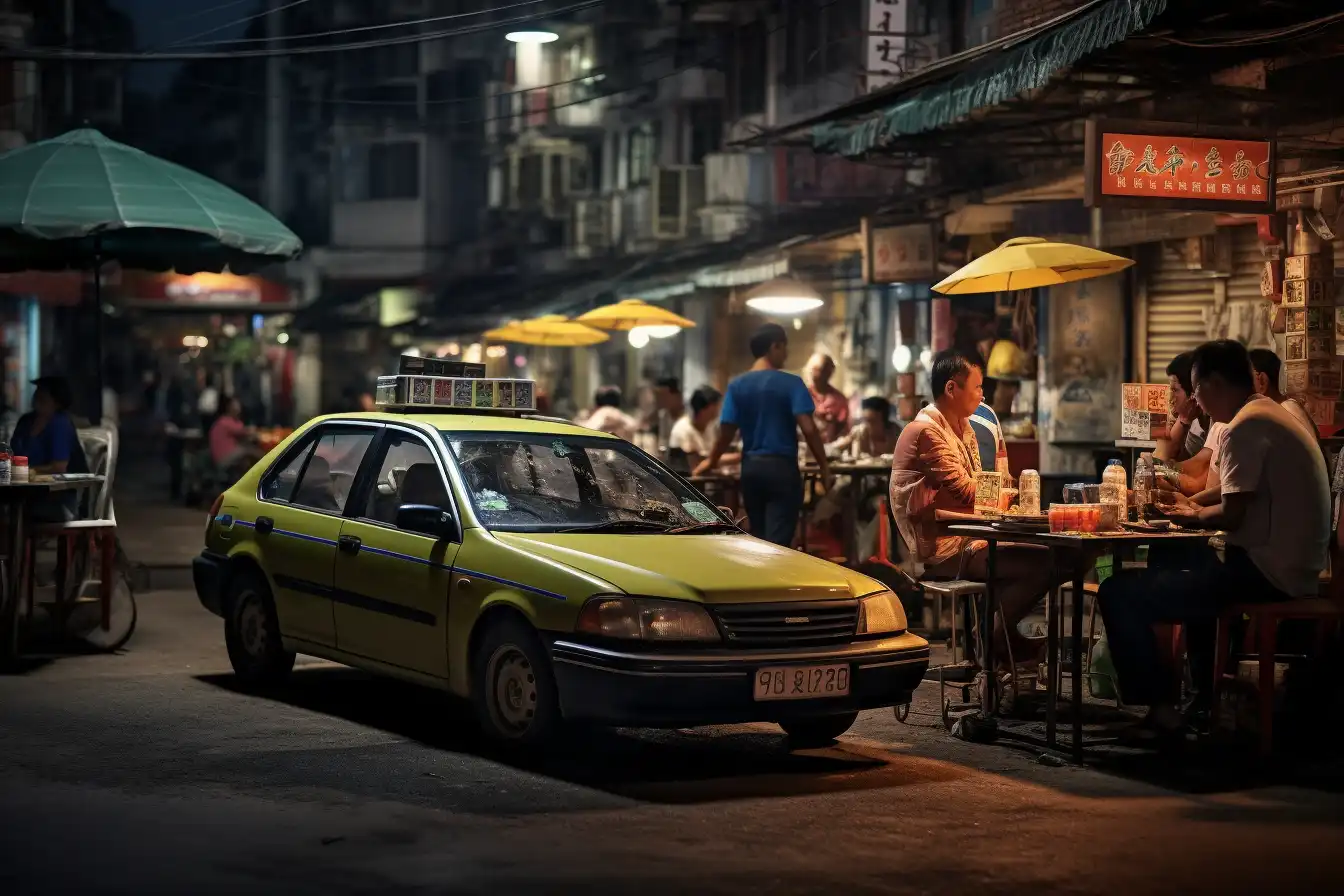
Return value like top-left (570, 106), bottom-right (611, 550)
top-left (486, 645), bottom-right (538, 736)
top-left (237, 593), bottom-right (266, 657)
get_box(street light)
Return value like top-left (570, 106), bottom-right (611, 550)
top-left (505, 31), bottom-right (558, 43)
top-left (744, 276), bottom-right (824, 315)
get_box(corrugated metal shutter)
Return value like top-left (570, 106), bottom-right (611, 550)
top-left (1145, 240), bottom-right (1217, 383)
top-left (1226, 224), bottom-right (1274, 352)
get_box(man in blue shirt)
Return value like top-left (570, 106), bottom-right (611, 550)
top-left (696, 323), bottom-right (832, 546)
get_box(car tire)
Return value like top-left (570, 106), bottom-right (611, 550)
top-left (472, 616), bottom-right (562, 747)
top-left (780, 712), bottom-right (859, 748)
top-left (224, 570), bottom-right (295, 687)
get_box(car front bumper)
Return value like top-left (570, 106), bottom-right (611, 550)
top-left (193, 551), bottom-right (228, 619)
top-left (549, 633), bottom-right (930, 727)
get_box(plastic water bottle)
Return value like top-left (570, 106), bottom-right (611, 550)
top-left (1019, 468), bottom-right (1041, 515)
top-left (1101, 459), bottom-right (1127, 529)
top-left (1134, 452), bottom-right (1153, 523)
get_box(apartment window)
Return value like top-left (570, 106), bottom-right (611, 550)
top-left (687, 103), bottom-right (722, 166)
top-left (627, 122), bottom-right (658, 186)
top-left (733, 21), bottom-right (767, 118)
top-left (338, 142), bottom-right (420, 201)
top-left (518, 154), bottom-right (544, 205)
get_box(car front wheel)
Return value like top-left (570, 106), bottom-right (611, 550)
top-left (472, 616), bottom-right (562, 747)
top-left (780, 712), bottom-right (859, 748)
top-left (224, 571), bottom-right (295, 687)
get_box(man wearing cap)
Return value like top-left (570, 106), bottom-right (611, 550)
top-left (11, 376), bottom-right (87, 521)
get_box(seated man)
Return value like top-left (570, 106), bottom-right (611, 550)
top-left (1155, 351), bottom-right (1221, 496)
top-left (11, 376), bottom-right (89, 522)
top-left (890, 350), bottom-right (1057, 673)
top-left (829, 395), bottom-right (900, 460)
top-left (1100, 339), bottom-right (1329, 741)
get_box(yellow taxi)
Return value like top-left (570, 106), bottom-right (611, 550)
top-left (193, 368), bottom-right (929, 747)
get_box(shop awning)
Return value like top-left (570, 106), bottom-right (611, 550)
top-left (809, 0), bottom-right (1167, 157)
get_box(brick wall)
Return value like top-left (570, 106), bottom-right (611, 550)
top-left (996, 0), bottom-right (1089, 36)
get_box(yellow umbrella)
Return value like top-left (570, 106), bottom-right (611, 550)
top-left (575, 298), bottom-right (696, 332)
top-left (932, 236), bottom-right (1134, 295)
top-left (485, 314), bottom-right (608, 347)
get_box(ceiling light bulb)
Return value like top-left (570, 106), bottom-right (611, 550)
top-left (506, 31), bottom-right (558, 43)
top-left (627, 328), bottom-right (650, 348)
top-left (640, 325), bottom-right (681, 339)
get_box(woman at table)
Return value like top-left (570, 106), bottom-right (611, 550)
top-left (11, 376), bottom-right (88, 522)
top-left (890, 351), bottom-right (1061, 678)
top-left (668, 385), bottom-right (740, 474)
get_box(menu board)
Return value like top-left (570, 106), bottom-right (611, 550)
top-left (1120, 382), bottom-right (1170, 440)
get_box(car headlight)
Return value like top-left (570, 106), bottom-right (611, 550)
top-left (856, 589), bottom-right (907, 635)
top-left (575, 596), bottom-right (721, 642)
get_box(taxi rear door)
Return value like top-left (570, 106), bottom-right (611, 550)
top-left (251, 423), bottom-right (380, 647)
top-left (332, 426), bottom-right (460, 679)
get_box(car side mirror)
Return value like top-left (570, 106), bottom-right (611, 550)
top-left (396, 504), bottom-right (457, 541)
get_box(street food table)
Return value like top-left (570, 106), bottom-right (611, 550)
top-left (945, 521), bottom-right (1216, 761)
top-left (0, 475), bottom-right (108, 666)
top-left (802, 460), bottom-right (892, 566)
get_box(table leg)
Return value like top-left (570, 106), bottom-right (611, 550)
top-left (1045, 548), bottom-right (1060, 748)
top-left (982, 538), bottom-right (998, 715)
top-left (0, 502), bottom-right (23, 666)
top-left (1071, 566), bottom-right (1086, 762)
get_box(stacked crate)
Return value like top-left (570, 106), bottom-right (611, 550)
top-left (1280, 216), bottom-right (1337, 428)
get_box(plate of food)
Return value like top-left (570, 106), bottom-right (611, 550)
top-left (1121, 520), bottom-right (1172, 532)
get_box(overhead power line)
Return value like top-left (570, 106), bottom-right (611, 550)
top-left (169, 0), bottom-right (563, 50)
top-left (5, 0), bottom-right (605, 62)
top-left (164, 0), bottom-right (317, 49)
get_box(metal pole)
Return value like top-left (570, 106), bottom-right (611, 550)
top-left (263, 0), bottom-right (287, 218)
top-left (92, 238), bottom-right (103, 423)
top-left (63, 0), bottom-right (74, 122)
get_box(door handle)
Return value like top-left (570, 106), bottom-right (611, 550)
top-left (254, 516), bottom-right (274, 535)
top-left (338, 534), bottom-right (362, 555)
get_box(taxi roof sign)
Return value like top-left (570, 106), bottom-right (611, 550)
top-left (398, 355), bottom-right (486, 379)
top-left (375, 374), bottom-right (536, 413)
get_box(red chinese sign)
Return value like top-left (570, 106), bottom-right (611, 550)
top-left (1085, 120), bottom-right (1275, 214)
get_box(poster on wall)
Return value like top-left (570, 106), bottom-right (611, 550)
top-left (1040, 275), bottom-right (1126, 475)
top-left (1084, 118), bottom-right (1275, 214)
top-left (862, 218), bottom-right (937, 284)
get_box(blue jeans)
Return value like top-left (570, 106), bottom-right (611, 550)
top-left (740, 454), bottom-right (802, 547)
top-left (1097, 546), bottom-right (1285, 707)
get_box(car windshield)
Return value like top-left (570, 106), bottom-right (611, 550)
top-left (442, 432), bottom-right (733, 533)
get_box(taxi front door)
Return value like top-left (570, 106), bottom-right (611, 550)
top-left (331, 431), bottom-right (459, 679)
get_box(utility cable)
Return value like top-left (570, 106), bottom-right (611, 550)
top-left (163, 0), bottom-right (317, 49)
top-left (5, 0), bottom-right (605, 62)
top-left (167, 0), bottom-right (565, 49)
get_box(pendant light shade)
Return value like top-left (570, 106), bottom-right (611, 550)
top-left (744, 276), bottom-right (824, 315)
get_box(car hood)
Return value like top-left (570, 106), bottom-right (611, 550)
top-left (493, 532), bottom-right (877, 604)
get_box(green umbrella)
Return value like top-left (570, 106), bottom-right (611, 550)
top-left (0, 128), bottom-right (302, 419)
top-left (0, 128), bottom-right (302, 273)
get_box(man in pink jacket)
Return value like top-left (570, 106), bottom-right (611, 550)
top-left (890, 350), bottom-right (1055, 673)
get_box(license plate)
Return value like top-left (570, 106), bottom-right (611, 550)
top-left (753, 664), bottom-right (851, 701)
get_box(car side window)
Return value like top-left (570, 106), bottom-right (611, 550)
top-left (260, 438), bottom-right (316, 502)
top-left (291, 430), bottom-right (375, 514)
top-left (362, 432), bottom-right (446, 525)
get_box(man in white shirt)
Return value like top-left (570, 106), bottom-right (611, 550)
top-left (668, 385), bottom-right (740, 473)
top-left (1099, 339), bottom-right (1330, 742)
top-left (1249, 348), bottom-right (1317, 438)
top-left (578, 386), bottom-right (639, 442)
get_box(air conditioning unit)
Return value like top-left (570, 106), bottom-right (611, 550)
top-left (651, 166), bottom-right (705, 240)
top-left (568, 196), bottom-right (612, 258)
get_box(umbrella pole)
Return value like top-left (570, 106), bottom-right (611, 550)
top-left (91, 237), bottom-right (103, 424)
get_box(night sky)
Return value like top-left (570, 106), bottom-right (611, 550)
top-left (111, 0), bottom-right (252, 93)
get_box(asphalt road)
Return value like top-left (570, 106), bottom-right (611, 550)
top-left (2, 590), bottom-right (1342, 895)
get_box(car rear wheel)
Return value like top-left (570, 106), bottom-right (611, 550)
top-left (224, 571), bottom-right (295, 687)
top-left (472, 616), bottom-right (562, 747)
top-left (780, 712), bottom-right (859, 748)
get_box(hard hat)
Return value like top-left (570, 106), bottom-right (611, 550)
top-left (986, 339), bottom-right (1032, 380)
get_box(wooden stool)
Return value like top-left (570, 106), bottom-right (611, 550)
top-left (1211, 597), bottom-right (1344, 756)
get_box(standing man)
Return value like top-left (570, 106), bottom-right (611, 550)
top-left (697, 324), bottom-right (831, 547)
top-left (804, 353), bottom-right (851, 443)
top-left (1103, 340), bottom-right (1329, 740)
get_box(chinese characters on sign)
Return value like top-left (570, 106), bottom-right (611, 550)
top-left (864, 221), bottom-right (936, 283)
top-left (1099, 132), bottom-right (1271, 202)
top-left (866, 0), bottom-right (911, 93)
